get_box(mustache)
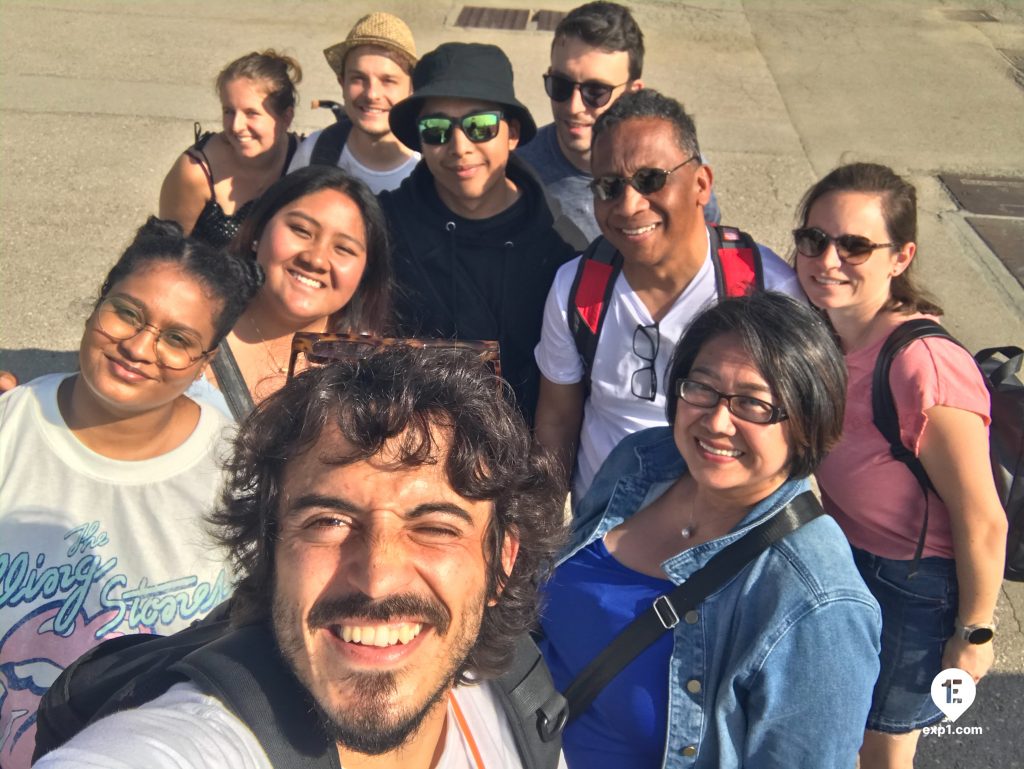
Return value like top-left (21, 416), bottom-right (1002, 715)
top-left (307, 593), bottom-right (451, 636)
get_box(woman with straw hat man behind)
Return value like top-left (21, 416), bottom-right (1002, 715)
top-left (288, 12), bottom-right (421, 194)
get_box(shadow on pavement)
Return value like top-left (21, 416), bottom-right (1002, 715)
top-left (0, 348), bottom-right (78, 384)
top-left (916, 670), bottom-right (1021, 768)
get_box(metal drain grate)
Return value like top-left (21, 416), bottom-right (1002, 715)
top-left (940, 175), bottom-right (1024, 217)
top-left (944, 9), bottom-right (999, 22)
top-left (966, 217), bottom-right (1024, 287)
top-left (456, 6), bottom-right (529, 30)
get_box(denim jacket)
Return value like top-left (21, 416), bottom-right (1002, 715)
top-left (549, 427), bottom-right (881, 769)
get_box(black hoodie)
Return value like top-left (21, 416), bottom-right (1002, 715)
top-left (379, 155), bottom-right (575, 423)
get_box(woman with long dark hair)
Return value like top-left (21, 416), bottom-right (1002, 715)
top-left (794, 162), bottom-right (1005, 768)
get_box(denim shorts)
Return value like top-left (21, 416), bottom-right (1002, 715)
top-left (851, 546), bottom-right (958, 733)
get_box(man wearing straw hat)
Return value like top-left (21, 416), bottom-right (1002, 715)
top-left (380, 43), bottom-right (575, 425)
top-left (289, 12), bottom-right (421, 193)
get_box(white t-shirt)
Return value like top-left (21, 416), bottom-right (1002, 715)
top-left (289, 129), bottom-right (420, 194)
top-left (0, 374), bottom-right (234, 769)
top-left (33, 680), bottom-right (568, 769)
top-left (534, 231), bottom-right (803, 499)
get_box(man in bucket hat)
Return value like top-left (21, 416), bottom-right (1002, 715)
top-left (288, 12), bottom-right (420, 193)
top-left (380, 42), bottom-right (575, 425)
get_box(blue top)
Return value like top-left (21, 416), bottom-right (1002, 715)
top-left (539, 427), bottom-right (881, 769)
top-left (544, 538), bottom-right (674, 766)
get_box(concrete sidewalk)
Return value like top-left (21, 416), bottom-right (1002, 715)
top-left (1, 1), bottom-right (1022, 766)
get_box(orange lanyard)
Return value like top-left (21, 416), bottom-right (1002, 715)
top-left (448, 691), bottom-right (486, 769)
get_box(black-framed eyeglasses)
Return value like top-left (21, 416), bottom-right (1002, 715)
top-left (676, 379), bottom-right (788, 425)
top-left (542, 72), bottom-right (629, 110)
top-left (792, 226), bottom-right (896, 265)
top-left (92, 296), bottom-right (213, 370)
top-left (591, 156), bottom-right (699, 202)
top-left (631, 323), bottom-right (659, 401)
top-left (417, 110), bottom-right (504, 146)
top-left (287, 332), bottom-right (502, 382)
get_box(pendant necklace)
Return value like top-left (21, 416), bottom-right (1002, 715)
top-left (250, 314), bottom-right (287, 374)
top-left (681, 495), bottom-right (697, 539)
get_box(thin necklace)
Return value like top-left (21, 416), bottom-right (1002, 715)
top-left (681, 494), bottom-right (697, 539)
top-left (249, 314), bottom-right (287, 374)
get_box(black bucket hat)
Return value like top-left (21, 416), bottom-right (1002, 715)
top-left (389, 42), bottom-right (537, 151)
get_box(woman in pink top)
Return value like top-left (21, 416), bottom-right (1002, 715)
top-left (793, 163), bottom-right (1006, 769)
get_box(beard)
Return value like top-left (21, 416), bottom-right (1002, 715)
top-left (273, 589), bottom-right (484, 756)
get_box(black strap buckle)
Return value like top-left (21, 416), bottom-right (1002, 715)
top-left (652, 595), bottom-right (680, 629)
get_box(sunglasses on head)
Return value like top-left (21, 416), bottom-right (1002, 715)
top-left (287, 332), bottom-right (502, 381)
top-left (417, 110), bottom-right (504, 146)
top-left (543, 72), bottom-right (627, 110)
top-left (590, 156), bottom-right (698, 202)
top-left (792, 226), bottom-right (896, 264)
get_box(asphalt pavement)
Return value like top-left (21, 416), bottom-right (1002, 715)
top-left (1, 1), bottom-right (1022, 767)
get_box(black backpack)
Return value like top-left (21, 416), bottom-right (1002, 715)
top-left (33, 609), bottom-right (567, 768)
top-left (567, 225), bottom-right (764, 384)
top-left (872, 319), bottom-right (1024, 579)
top-left (309, 116), bottom-right (353, 167)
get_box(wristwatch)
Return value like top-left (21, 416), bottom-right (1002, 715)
top-left (955, 618), bottom-right (995, 644)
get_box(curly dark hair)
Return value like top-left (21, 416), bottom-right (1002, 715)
top-left (98, 216), bottom-right (263, 345)
top-left (210, 345), bottom-right (567, 682)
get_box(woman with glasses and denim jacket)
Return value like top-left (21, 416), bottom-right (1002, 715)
top-left (187, 165), bottom-right (393, 417)
top-left (538, 292), bottom-right (881, 769)
top-left (793, 163), bottom-right (1005, 769)
top-left (0, 218), bottom-right (261, 769)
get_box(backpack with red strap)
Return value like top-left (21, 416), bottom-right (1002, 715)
top-left (567, 225), bottom-right (764, 382)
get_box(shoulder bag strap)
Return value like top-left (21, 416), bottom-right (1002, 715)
top-left (492, 633), bottom-right (567, 769)
top-left (177, 624), bottom-right (341, 769)
top-left (871, 318), bottom-right (960, 566)
top-left (708, 224), bottom-right (763, 299)
top-left (567, 237), bottom-right (622, 387)
top-left (211, 340), bottom-right (255, 421)
top-left (561, 491), bottom-right (822, 723)
top-left (310, 119), bottom-right (353, 167)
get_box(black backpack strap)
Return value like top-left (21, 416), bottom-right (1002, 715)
top-left (492, 633), bottom-right (567, 769)
top-left (872, 319), bottom-right (962, 568)
top-left (562, 491), bottom-right (822, 722)
top-left (708, 224), bottom-right (764, 299)
top-left (211, 339), bottom-right (255, 421)
top-left (567, 237), bottom-right (622, 386)
top-left (175, 624), bottom-right (341, 769)
top-left (310, 118), bottom-right (353, 167)
top-left (33, 619), bottom-right (230, 762)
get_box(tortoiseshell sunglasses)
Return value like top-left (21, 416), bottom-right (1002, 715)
top-left (287, 332), bottom-right (502, 381)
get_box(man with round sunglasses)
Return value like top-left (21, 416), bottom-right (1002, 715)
top-left (380, 42), bottom-right (575, 425)
top-left (533, 89), bottom-right (802, 503)
top-left (516, 2), bottom-right (720, 248)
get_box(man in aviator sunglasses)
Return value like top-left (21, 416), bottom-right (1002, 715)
top-left (380, 43), bottom-right (575, 425)
top-left (533, 89), bottom-right (803, 503)
top-left (517, 2), bottom-right (720, 248)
